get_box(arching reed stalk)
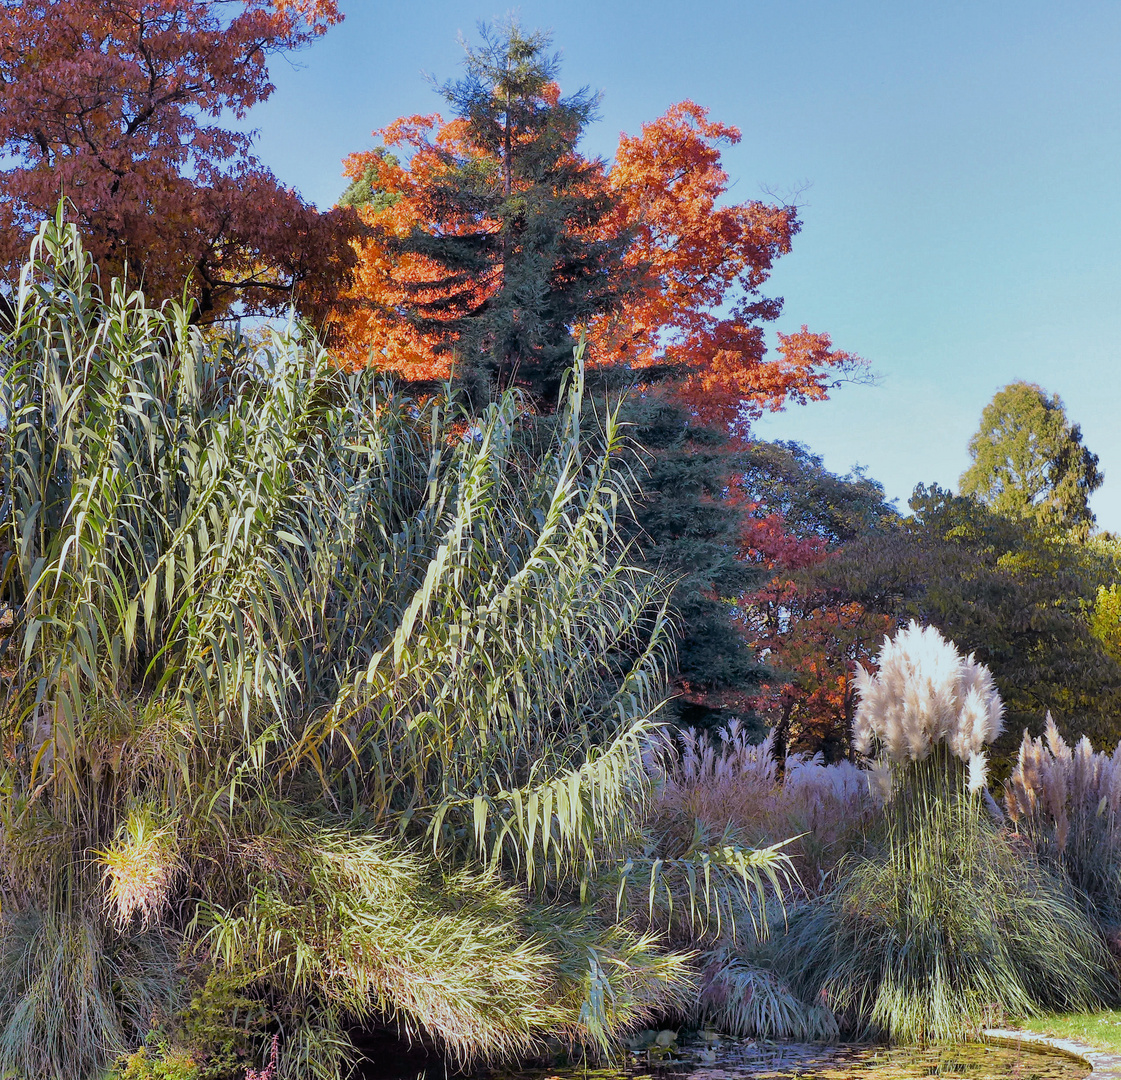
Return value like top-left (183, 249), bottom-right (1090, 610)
top-left (0, 214), bottom-right (795, 1078)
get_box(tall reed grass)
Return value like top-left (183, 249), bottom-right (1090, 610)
top-left (0, 214), bottom-right (795, 1077)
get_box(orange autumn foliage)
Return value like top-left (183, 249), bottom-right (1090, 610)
top-left (334, 100), bottom-right (616, 384)
top-left (331, 100), bottom-right (863, 418)
top-left (333, 115), bottom-right (465, 377)
top-left (592, 102), bottom-right (861, 428)
top-left (754, 593), bottom-right (892, 760)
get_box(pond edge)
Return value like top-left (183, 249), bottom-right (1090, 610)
top-left (983, 1028), bottom-right (1119, 1078)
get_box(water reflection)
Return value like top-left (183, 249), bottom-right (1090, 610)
top-left (487, 1038), bottom-right (1089, 1080)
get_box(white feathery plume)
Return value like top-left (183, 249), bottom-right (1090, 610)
top-left (1108, 741), bottom-right (1121, 816)
top-left (852, 621), bottom-right (1004, 767)
top-left (1004, 710), bottom-right (1121, 854)
top-left (967, 752), bottom-right (988, 794)
top-left (1046, 712), bottom-right (1069, 760)
top-left (867, 758), bottom-right (895, 808)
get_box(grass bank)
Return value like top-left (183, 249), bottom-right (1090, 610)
top-left (1015, 1011), bottom-right (1121, 1053)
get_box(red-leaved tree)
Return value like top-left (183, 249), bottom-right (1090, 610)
top-left (0, 0), bottom-right (353, 319)
top-left (735, 446), bottom-right (896, 760)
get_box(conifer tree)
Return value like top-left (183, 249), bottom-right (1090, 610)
top-left (388, 20), bottom-right (632, 404)
top-left (621, 393), bottom-right (768, 730)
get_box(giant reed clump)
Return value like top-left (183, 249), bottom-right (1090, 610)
top-left (0, 215), bottom-right (796, 1078)
top-left (779, 622), bottom-right (1113, 1041)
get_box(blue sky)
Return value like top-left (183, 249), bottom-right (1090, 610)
top-left (250, 1), bottom-right (1121, 528)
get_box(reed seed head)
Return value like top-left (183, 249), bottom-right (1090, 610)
top-left (853, 621), bottom-right (1004, 767)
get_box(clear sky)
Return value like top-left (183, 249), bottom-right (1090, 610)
top-left (249, 1), bottom-right (1121, 528)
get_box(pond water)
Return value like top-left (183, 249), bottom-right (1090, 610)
top-left (487, 1039), bottom-right (1090, 1080)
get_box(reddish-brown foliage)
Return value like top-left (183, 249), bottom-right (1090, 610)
top-left (742, 517), bottom-right (892, 760)
top-left (0, 0), bottom-right (352, 318)
top-left (331, 100), bottom-right (863, 418)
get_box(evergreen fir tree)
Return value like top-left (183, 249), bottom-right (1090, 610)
top-left (620, 391), bottom-right (769, 731)
top-left (393, 20), bottom-right (633, 405)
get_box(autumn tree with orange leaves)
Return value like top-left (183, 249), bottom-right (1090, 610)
top-left (332, 22), bottom-right (867, 730)
top-left (596, 105), bottom-right (864, 727)
top-left (0, 0), bottom-right (353, 319)
top-left (591, 101), bottom-right (865, 431)
top-left (335, 77), bottom-right (863, 417)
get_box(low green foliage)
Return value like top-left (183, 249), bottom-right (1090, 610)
top-left (1016, 1009), bottom-right (1121, 1053)
top-left (115, 1044), bottom-right (203, 1080)
top-left (170, 972), bottom-right (267, 1079)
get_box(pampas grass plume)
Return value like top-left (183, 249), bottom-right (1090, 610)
top-left (866, 759), bottom-right (894, 807)
top-left (1005, 712), bottom-right (1121, 849)
top-left (853, 621), bottom-right (1003, 767)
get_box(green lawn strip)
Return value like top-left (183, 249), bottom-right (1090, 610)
top-left (1013, 1011), bottom-right (1121, 1053)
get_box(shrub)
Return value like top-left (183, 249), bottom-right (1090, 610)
top-left (781, 791), bottom-right (1111, 1040)
top-left (116, 1045), bottom-right (202, 1080)
top-left (696, 947), bottom-right (838, 1042)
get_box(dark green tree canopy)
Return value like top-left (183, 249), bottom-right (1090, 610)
top-left (392, 20), bottom-right (634, 405)
top-left (617, 392), bottom-right (768, 731)
top-left (796, 482), bottom-right (1121, 761)
top-left (960, 381), bottom-right (1103, 532)
top-left (738, 441), bottom-right (898, 547)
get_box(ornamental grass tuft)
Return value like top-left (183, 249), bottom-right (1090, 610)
top-left (1005, 712), bottom-right (1121, 923)
top-left (779, 623), bottom-right (1115, 1041)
